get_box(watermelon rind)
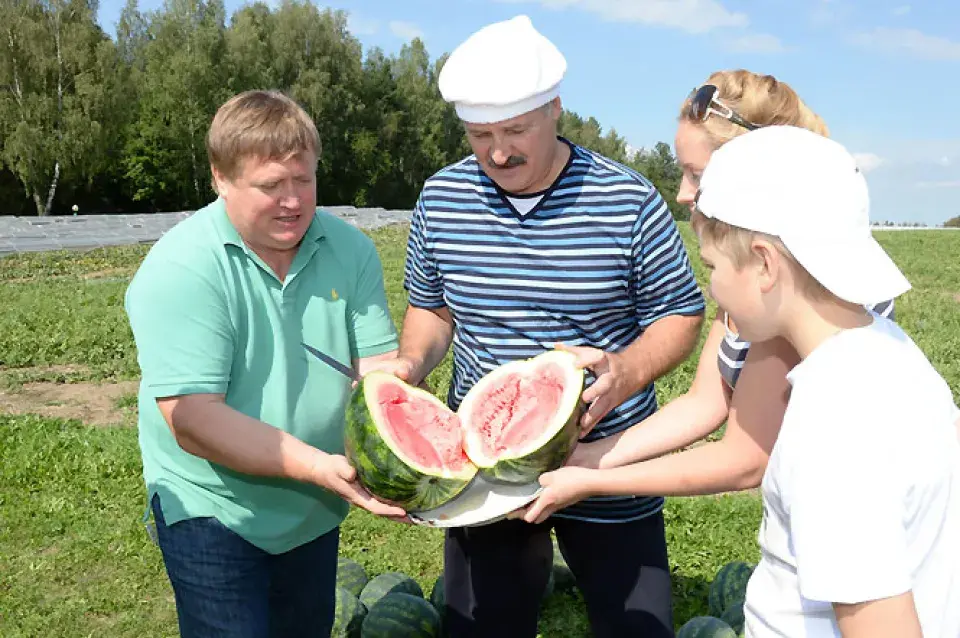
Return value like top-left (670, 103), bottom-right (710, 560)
top-left (361, 592), bottom-right (442, 638)
top-left (459, 350), bottom-right (585, 485)
top-left (337, 557), bottom-right (370, 599)
top-left (720, 598), bottom-right (745, 636)
top-left (428, 575), bottom-right (446, 636)
top-left (708, 561), bottom-right (754, 617)
top-left (359, 572), bottom-right (424, 611)
top-left (429, 575), bottom-right (444, 611)
top-left (332, 586), bottom-right (367, 638)
top-left (677, 616), bottom-right (738, 638)
top-left (345, 374), bottom-right (478, 512)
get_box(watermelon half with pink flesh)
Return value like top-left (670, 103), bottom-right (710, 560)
top-left (344, 350), bottom-right (585, 511)
top-left (458, 350), bottom-right (584, 485)
top-left (345, 374), bottom-right (478, 512)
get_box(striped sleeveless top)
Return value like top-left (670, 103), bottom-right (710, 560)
top-left (718, 300), bottom-right (896, 389)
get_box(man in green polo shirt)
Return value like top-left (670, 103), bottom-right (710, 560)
top-left (124, 90), bottom-right (406, 638)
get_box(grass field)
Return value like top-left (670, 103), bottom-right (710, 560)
top-left (1, 224), bottom-right (957, 637)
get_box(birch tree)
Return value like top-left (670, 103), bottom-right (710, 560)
top-left (0, 0), bottom-right (118, 215)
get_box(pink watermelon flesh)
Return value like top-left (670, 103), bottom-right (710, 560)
top-left (376, 383), bottom-right (471, 472)
top-left (466, 362), bottom-right (566, 459)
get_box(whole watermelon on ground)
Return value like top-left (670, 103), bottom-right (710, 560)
top-left (332, 586), bottom-right (367, 638)
top-left (708, 561), bottom-right (754, 617)
top-left (344, 350), bottom-right (586, 512)
top-left (361, 592), bottom-right (442, 638)
top-left (337, 556), bottom-right (370, 598)
top-left (429, 574), bottom-right (444, 613)
top-left (428, 575), bottom-right (445, 636)
top-left (677, 616), bottom-right (739, 638)
top-left (720, 598), bottom-right (745, 635)
top-left (359, 572), bottom-right (424, 610)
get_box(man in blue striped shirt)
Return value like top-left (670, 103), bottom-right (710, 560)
top-left (382, 15), bottom-right (705, 638)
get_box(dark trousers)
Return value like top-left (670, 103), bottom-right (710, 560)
top-left (150, 493), bottom-right (339, 638)
top-left (444, 511), bottom-right (674, 637)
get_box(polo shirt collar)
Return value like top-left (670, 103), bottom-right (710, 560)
top-left (212, 197), bottom-right (326, 250)
top-left (212, 198), bottom-right (326, 283)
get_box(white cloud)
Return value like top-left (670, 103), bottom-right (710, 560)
top-left (916, 180), bottom-right (960, 189)
top-left (940, 156), bottom-right (952, 167)
top-left (389, 21), bottom-right (424, 42)
top-left (851, 27), bottom-right (960, 61)
top-left (723, 33), bottom-right (786, 53)
top-left (892, 5), bottom-right (911, 16)
top-left (347, 13), bottom-right (379, 36)
top-left (853, 152), bottom-right (884, 173)
top-left (494, 0), bottom-right (748, 34)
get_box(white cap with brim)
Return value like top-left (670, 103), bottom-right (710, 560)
top-left (695, 125), bottom-right (912, 306)
top-left (438, 15), bottom-right (566, 124)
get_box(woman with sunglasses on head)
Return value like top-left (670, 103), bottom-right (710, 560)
top-left (515, 69), bottom-right (909, 523)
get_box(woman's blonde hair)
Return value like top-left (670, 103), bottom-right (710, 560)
top-left (679, 69), bottom-right (829, 150)
top-left (685, 70), bottom-right (833, 300)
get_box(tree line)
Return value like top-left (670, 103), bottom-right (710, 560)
top-left (0, 0), bottom-right (687, 219)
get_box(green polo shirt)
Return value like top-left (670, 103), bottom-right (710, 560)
top-left (124, 199), bottom-right (398, 554)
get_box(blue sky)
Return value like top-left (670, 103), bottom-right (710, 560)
top-left (97, 0), bottom-right (960, 225)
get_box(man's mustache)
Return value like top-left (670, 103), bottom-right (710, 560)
top-left (488, 155), bottom-right (526, 169)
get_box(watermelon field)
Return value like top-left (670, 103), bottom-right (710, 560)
top-left (1, 223), bottom-right (957, 637)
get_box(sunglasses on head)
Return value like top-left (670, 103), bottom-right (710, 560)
top-left (687, 84), bottom-right (759, 131)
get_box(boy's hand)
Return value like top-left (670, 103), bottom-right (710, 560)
top-left (510, 467), bottom-right (596, 524)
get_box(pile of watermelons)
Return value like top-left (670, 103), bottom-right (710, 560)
top-left (333, 536), bottom-right (577, 637)
top-left (676, 560), bottom-right (754, 638)
top-left (336, 548), bottom-right (751, 636)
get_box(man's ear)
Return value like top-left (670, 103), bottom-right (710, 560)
top-left (547, 96), bottom-right (562, 121)
top-left (211, 166), bottom-right (229, 198)
top-left (751, 239), bottom-right (781, 294)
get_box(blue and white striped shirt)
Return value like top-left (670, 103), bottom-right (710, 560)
top-left (403, 139), bottom-right (706, 522)
top-left (717, 300), bottom-right (896, 390)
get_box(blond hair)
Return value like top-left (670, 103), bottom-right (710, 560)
top-left (680, 69), bottom-right (829, 150)
top-left (206, 90), bottom-right (321, 184)
top-left (685, 70), bottom-right (832, 300)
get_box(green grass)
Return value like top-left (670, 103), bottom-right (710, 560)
top-left (1, 224), bottom-right (957, 637)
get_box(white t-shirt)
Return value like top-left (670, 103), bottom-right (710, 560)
top-left (745, 314), bottom-right (960, 638)
top-left (505, 193), bottom-right (544, 216)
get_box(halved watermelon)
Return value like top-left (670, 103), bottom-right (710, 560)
top-left (459, 350), bottom-right (584, 485)
top-left (344, 350), bottom-right (585, 511)
top-left (345, 374), bottom-right (478, 512)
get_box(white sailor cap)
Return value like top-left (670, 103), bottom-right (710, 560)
top-left (438, 15), bottom-right (567, 124)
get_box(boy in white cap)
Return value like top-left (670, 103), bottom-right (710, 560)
top-left (524, 125), bottom-right (960, 637)
top-left (376, 14), bottom-right (706, 638)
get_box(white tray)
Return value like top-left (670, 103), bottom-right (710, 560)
top-left (408, 474), bottom-right (543, 528)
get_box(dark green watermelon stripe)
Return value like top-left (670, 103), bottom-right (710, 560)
top-left (677, 616), bottom-right (738, 638)
top-left (361, 593), bottom-right (441, 638)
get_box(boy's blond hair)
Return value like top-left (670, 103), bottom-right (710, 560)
top-left (206, 90), bottom-right (321, 185)
top-left (691, 208), bottom-right (834, 302)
